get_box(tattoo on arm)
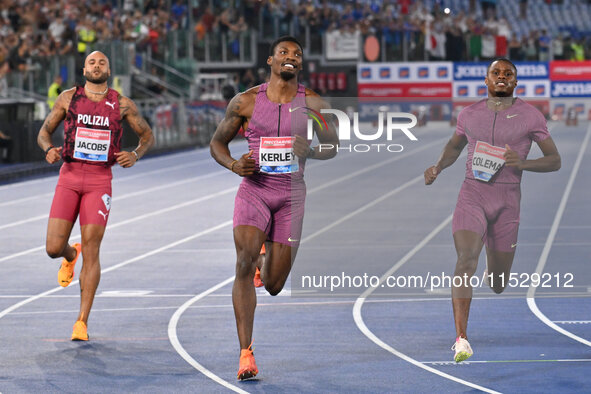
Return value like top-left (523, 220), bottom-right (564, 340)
top-left (212, 95), bottom-right (245, 144)
top-left (120, 96), bottom-right (154, 154)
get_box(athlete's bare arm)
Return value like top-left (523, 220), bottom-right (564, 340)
top-left (425, 131), bottom-right (467, 185)
top-left (293, 89), bottom-right (338, 160)
top-left (116, 96), bottom-right (155, 168)
top-left (37, 88), bottom-right (75, 164)
top-left (504, 136), bottom-right (561, 172)
top-left (210, 89), bottom-right (256, 176)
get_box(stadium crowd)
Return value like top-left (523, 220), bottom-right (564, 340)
top-left (1, 0), bottom-right (591, 96)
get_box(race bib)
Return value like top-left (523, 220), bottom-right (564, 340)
top-left (259, 136), bottom-right (299, 174)
top-left (73, 127), bottom-right (110, 162)
top-left (472, 141), bottom-right (506, 182)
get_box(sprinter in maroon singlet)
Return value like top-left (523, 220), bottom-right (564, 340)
top-left (37, 51), bottom-right (154, 341)
top-left (424, 58), bottom-right (561, 362)
top-left (210, 36), bottom-right (338, 380)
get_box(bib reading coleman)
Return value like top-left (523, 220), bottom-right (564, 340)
top-left (62, 86), bottom-right (123, 165)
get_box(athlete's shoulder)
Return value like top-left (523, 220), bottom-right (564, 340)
top-left (238, 85), bottom-right (260, 103)
top-left (226, 87), bottom-right (258, 118)
top-left (118, 95), bottom-right (140, 118)
top-left (514, 97), bottom-right (544, 115)
top-left (304, 87), bottom-right (320, 98)
top-left (461, 98), bottom-right (487, 113)
top-left (55, 86), bottom-right (77, 111)
top-left (304, 88), bottom-right (329, 111)
top-left (512, 98), bottom-right (547, 126)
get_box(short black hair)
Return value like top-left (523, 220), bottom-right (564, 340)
top-left (487, 58), bottom-right (517, 76)
top-left (269, 36), bottom-right (303, 56)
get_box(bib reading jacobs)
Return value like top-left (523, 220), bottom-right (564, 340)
top-left (73, 127), bottom-right (111, 162)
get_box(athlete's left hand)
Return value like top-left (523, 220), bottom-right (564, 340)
top-left (504, 144), bottom-right (523, 170)
top-left (293, 135), bottom-right (311, 160)
top-left (115, 151), bottom-right (137, 168)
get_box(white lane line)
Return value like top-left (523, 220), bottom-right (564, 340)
top-left (167, 169), bottom-right (442, 391)
top-left (0, 220), bottom-right (232, 321)
top-left (307, 137), bottom-right (447, 194)
top-left (0, 153), bottom-right (215, 206)
top-left (553, 321), bottom-right (591, 324)
top-left (527, 124), bottom-right (591, 347)
top-left (0, 193), bottom-right (53, 208)
top-left (0, 169), bottom-right (229, 229)
top-left (302, 174), bottom-right (423, 242)
top-left (0, 214), bottom-right (48, 231)
top-left (421, 358), bottom-right (591, 365)
top-left (168, 277), bottom-right (248, 394)
top-left (0, 187), bottom-right (237, 263)
top-left (353, 215), bottom-right (501, 394)
top-left (0, 152), bottom-right (342, 261)
top-left (0, 147), bottom-right (207, 194)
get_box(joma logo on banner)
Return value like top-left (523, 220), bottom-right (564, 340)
top-left (297, 107), bottom-right (418, 153)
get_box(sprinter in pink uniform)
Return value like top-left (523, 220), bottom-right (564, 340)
top-left (424, 58), bottom-right (561, 362)
top-left (37, 51), bottom-right (154, 341)
top-left (210, 36), bottom-right (338, 380)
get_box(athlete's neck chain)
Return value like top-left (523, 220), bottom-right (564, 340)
top-left (86, 86), bottom-right (108, 95)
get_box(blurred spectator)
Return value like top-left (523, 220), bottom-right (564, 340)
top-left (446, 26), bottom-right (465, 61)
top-left (0, 130), bottom-right (12, 163)
top-left (524, 31), bottom-right (538, 60)
top-left (562, 36), bottom-right (574, 60)
top-left (0, 61), bottom-right (8, 97)
top-left (538, 29), bottom-right (550, 61)
top-left (508, 34), bottom-right (524, 60)
top-left (571, 37), bottom-right (585, 61)
top-left (47, 75), bottom-right (62, 110)
top-left (171, 0), bottom-right (188, 28)
top-left (76, 17), bottom-right (97, 56)
top-left (552, 34), bottom-right (565, 60)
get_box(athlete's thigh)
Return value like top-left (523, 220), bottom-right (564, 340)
top-left (452, 181), bottom-right (487, 243)
top-left (79, 189), bottom-right (112, 227)
top-left (47, 184), bottom-right (80, 250)
top-left (233, 225), bottom-right (268, 258)
top-left (264, 241), bottom-right (298, 286)
top-left (233, 182), bottom-right (272, 238)
top-left (453, 229), bottom-right (485, 260)
top-left (46, 218), bottom-right (76, 252)
top-left (49, 184), bottom-right (81, 224)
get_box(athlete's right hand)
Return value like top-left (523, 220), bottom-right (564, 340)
top-left (424, 165), bottom-right (441, 185)
top-left (232, 150), bottom-right (255, 176)
top-left (45, 146), bottom-right (62, 164)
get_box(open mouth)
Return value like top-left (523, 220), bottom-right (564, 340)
top-left (282, 63), bottom-right (296, 70)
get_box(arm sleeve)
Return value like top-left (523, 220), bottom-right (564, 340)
top-left (528, 109), bottom-right (550, 142)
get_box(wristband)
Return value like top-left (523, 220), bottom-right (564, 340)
top-left (230, 160), bottom-right (238, 172)
top-left (44, 145), bottom-right (55, 156)
top-left (307, 147), bottom-right (315, 159)
top-left (132, 150), bottom-right (139, 161)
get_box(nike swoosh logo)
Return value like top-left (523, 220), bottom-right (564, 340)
top-left (506, 114), bottom-right (519, 119)
top-left (511, 243), bottom-right (517, 248)
top-left (288, 237), bottom-right (299, 242)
